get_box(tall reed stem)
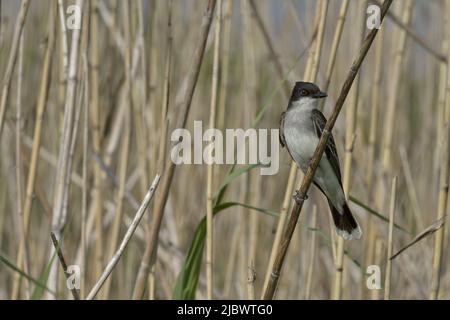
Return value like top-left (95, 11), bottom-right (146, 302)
top-left (206, 0), bottom-right (222, 300)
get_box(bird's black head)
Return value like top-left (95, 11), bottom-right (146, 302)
top-left (289, 81), bottom-right (327, 104)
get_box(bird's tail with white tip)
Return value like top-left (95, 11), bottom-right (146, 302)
top-left (328, 201), bottom-right (362, 240)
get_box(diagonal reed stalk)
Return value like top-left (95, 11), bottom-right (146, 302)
top-left (86, 175), bottom-right (161, 300)
top-left (262, 0), bottom-right (394, 300)
top-left (132, 0), bottom-right (217, 299)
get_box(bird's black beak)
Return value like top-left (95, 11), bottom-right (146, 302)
top-left (312, 91), bottom-right (327, 99)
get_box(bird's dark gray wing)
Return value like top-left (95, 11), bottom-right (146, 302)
top-left (311, 109), bottom-right (342, 183)
top-left (279, 111), bottom-right (286, 148)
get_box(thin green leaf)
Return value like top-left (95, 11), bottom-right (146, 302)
top-left (350, 195), bottom-right (411, 234)
top-left (31, 253), bottom-right (57, 300)
top-left (0, 253), bottom-right (56, 296)
top-left (213, 163), bottom-right (261, 206)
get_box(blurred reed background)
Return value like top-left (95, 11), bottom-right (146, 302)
top-left (0, 0), bottom-right (449, 300)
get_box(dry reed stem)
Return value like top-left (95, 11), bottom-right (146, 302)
top-left (206, 0), bottom-right (221, 300)
top-left (132, 0), bottom-right (217, 299)
top-left (305, 206), bottom-right (317, 299)
top-left (384, 177), bottom-right (397, 300)
top-left (262, 0), bottom-right (393, 300)
top-left (0, 0), bottom-right (30, 140)
top-left (86, 175), bottom-right (161, 300)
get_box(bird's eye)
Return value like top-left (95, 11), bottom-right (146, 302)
top-left (300, 89), bottom-right (308, 96)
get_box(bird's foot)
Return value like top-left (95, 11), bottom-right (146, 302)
top-left (293, 190), bottom-right (308, 204)
top-left (307, 157), bottom-right (314, 168)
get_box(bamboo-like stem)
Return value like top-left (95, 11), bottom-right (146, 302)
top-left (86, 175), bottom-right (161, 300)
top-left (0, 0), bottom-right (30, 139)
top-left (47, 0), bottom-right (84, 298)
top-left (11, 4), bottom-right (56, 299)
top-left (132, 0), bottom-right (217, 299)
top-left (333, 0), bottom-right (367, 300)
top-left (305, 206), bottom-right (317, 299)
top-left (384, 177), bottom-right (397, 300)
top-left (206, 0), bottom-right (221, 300)
top-left (50, 232), bottom-right (80, 300)
top-left (382, 0), bottom-right (413, 171)
top-left (262, 0), bottom-right (393, 300)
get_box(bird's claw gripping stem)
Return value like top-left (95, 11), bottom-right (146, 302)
top-left (293, 190), bottom-right (308, 204)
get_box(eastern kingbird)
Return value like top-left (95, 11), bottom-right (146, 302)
top-left (280, 81), bottom-right (362, 240)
